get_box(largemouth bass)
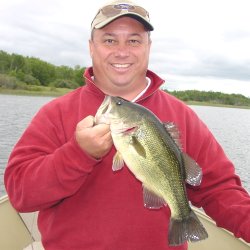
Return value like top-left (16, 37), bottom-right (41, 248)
top-left (95, 96), bottom-right (208, 246)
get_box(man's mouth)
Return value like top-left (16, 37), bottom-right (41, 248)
top-left (112, 63), bottom-right (131, 69)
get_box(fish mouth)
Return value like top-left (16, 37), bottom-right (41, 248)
top-left (95, 96), bottom-right (112, 124)
top-left (110, 122), bottom-right (138, 135)
top-left (95, 96), bottom-right (137, 133)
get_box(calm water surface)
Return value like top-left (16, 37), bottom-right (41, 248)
top-left (0, 95), bottom-right (250, 197)
top-left (0, 95), bottom-right (54, 196)
top-left (191, 105), bottom-right (250, 190)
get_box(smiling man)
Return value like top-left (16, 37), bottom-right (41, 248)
top-left (4, 0), bottom-right (250, 249)
top-left (89, 16), bottom-right (152, 100)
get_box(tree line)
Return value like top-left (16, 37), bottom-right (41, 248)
top-left (0, 50), bottom-right (249, 106)
top-left (169, 90), bottom-right (250, 107)
top-left (0, 50), bottom-right (85, 90)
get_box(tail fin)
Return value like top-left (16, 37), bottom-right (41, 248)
top-left (168, 210), bottom-right (208, 246)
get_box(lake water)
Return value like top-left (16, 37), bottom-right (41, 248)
top-left (0, 95), bottom-right (54, 197)
top-left (0, 94), bottom-right (250, 197)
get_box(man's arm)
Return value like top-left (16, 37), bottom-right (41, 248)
top-left (4, 109), bottom-right (112, 212)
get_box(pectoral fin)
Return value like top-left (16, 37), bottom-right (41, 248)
top-left (143, 184), bottom-right (166, 209)
top-left (112, 151), bottom-right (124, 171)
top-left (183, 153), bottom-right (202, 186)
top-left (131, 136), bottom-right (146, 158)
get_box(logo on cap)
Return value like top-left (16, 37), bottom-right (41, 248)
top-left (114, 4), bottom-right (135, 10)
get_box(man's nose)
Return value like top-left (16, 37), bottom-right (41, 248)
top-left (114, 43), bottom-right (130, 57)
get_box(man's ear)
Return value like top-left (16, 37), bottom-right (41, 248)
top-left (89, 39), bottom-right (94, 58)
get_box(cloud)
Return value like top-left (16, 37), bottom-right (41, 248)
top-left (0, 0), bottom-right (250, 97)
top-left (0, 0), bottom-right (92, 66)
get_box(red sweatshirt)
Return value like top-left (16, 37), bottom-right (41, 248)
top-left (4, 67), bottom-right (250, 249)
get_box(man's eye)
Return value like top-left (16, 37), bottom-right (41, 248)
top-left (129, 40), bottom-right (140, 46)
top-left (105, 39), bottom-right (115, 44)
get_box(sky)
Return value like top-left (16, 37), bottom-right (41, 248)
top-left (1, 0), bottom-right (250, 97)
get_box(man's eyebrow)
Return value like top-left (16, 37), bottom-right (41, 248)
top-left (102, 32), bottom-right (143, 37)
top-left (102, 32), bottom-right (115, 36)
top-left (129, 33), bottom-right (143, 37)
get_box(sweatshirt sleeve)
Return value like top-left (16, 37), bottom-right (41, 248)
top-left (185, 109), bottom-right (250, 243)
top-left (4, 102), bottom-right (100, 212)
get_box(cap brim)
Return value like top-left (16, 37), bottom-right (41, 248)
top-left (93, 12), bottom-right (154, 31)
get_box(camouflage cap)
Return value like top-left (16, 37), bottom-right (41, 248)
top-left (91, 0), bottom-right (154, 31)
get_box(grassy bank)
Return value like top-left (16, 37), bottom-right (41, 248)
top-left (0, 86), bottom-right (72, 97)
top-left (186, 101), bottom-right (250, 109)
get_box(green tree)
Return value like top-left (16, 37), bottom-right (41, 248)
top-left (10, 53), bottom-right (26, 72)
top-left (55, 66), bottom-right (74, 80)
top-left (0, 50), bottom-right (11, 73)
top-left (28, 58), bottom-right (56, 85)
top-left (74, 65), bottom-right (85, 86)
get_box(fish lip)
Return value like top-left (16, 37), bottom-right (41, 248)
top-left (95, 95), bottom-right (112, 124)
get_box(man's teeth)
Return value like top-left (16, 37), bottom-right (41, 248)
top-left (112, 64), bottom-right (130, 68)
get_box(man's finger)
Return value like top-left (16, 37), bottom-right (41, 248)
top-left (77, 115), bottom-right (95, 129)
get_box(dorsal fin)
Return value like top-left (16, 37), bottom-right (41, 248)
top-left (183, 153), bottom-right (202, 186)
top-left (163, 122), bottom-right (202, 186)
top-left (163, 122), bottom-right (182, 149)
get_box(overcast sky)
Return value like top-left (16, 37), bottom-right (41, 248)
top-left (1, 0), bottom-right (250, 97)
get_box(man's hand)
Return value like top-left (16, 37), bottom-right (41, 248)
top-left (75, 115), bottom-right (113, 159)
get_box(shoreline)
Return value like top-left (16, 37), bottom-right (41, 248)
top-left (187, 101), bottom-right (250, 110)
top-left (0, 87), bottom-right (72, 97)
top-left (1, 88), bottom-right (250, 109)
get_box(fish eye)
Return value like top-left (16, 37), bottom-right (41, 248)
top-left (116, 99), bottom-right (123, 105)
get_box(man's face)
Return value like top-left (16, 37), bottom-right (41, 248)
top-left (89, 16), bottom-right (151, 96)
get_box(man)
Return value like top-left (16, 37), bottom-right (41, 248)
top-left (4, 0), bottom-right (250, 249)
